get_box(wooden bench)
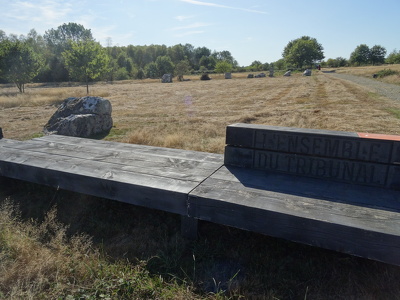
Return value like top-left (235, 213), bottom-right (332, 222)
top-left (0, 134), bottom-right (223, 237)
top-left (187, 123), bottom-right (400, 266)
top-left (1, 124), bottom-right (400, 265)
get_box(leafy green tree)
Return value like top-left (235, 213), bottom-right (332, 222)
top-left (282, 36), bottom-right (324, 69)
top-left (369, 45), bottom-right (386, 65)
top-left (167, 44), bottom-right (186, 64)
top-left (155, 55), bottom-right (174, 77)
top-left (0, 40), bottom-right (44, 92)
top-left (199, 55), bottom-right (216, 70)
top-left (144, 62), bottom-right (158, 78)
top-left (215, 60), bottom-right (233, 73)
top-left (213, 50), bottom-right (237, 67)
top-left (115, 67), bottom-right (130, 80)
top-left (44, 23), bottom-right (93, 50)
top-left (249, 60), bottom-right (263, 71)
top-left (0, 30), bottom-right (6, 42)
top-left (386, 49), bottom-right (400, 64)
top-left (44, 23), bottom-right (93, 82)
top-left (62, 40), bottom-right (109, 94)
top-left (175, 60), bottom-right (191, 81)
top-left (350, 44), bottom-right (370, 66)
top-left (273, 58), bottom-right (286, 70)
top-left (194, 46), bottom-right (211, 68)
top-left (136, 68), bottom-right (145, 79)
top-left (325, 57), bottom-right (348, 68)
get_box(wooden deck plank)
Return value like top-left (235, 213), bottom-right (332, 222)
top-left (210, 166), bottom-right (400, 210)
top-left (188, 166), bottom-right (400, 265)
top-left (34, 135), bottom-right (223, 163)
top-left (0, 142), bottom-right (222, 214)
top-left (2, 139), bottom-right (223, 182)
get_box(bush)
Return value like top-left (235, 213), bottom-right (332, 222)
top-left (115, 67), bottom-right (130, 80)
top-left (386, 50), bottom-right (400, 64)
top-left (375, 69), bottom-right (399, 78)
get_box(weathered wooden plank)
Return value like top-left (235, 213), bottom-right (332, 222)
top-left (1, 158), bottom-right (189, 214)
top-left (0, 139), bottom-right (26, 147)
top-left (224, 146), bottom-right (400, 189)
top-left (188, 167), bottom-right (400, 265)
top-left (226, 123), bottom-right (398, 164)
top-left (0, 147), bottom-right (207, 214)
top-left (35, 135), bottom-right (223, 163)
top-left (189, 168), bottom-right (400, 233)
top-left (211, 166), bottom-right (400, 210)
top-left (23, 139), bottom-right (222, 171)
top-left (2, 140), bottom-right (223, 182)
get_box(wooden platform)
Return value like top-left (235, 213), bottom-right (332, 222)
top-left (0, 135), bottom-right (223, 215)
top-left (1, 126), bottom-right (400, 266)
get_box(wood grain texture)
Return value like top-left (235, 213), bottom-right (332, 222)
top-left (0, 136), bottom-right (224, 215)
top-left (226, 123), bottom-right (398, 164)
top-left (188, 166), bottom-right (400, 265)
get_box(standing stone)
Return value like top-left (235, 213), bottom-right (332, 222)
top-left (162, 74), bottom-right (173, 83)
top-left (43, 96), bottom-right (113, 138)
top-left (284, 71), bottom-right (291, 76)
top-left (225, 72), bottom-right (232, 79)
top-left (303, 69), bottom-right (312, 76)
top-left (269, 68), bottom-right (274, 77)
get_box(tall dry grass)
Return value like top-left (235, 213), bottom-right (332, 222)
top-left (0, 84), bottom-right (111, 109)
top-left (0, 199), bottom-right (206, 299)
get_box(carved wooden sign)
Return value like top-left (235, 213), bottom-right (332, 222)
top-left (225, 124), bottom-right (400, 189)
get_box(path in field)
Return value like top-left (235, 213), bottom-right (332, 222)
top-left (326, 73), bottom-right (400, 102)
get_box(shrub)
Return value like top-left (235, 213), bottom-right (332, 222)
top-left (115, 67), bottom-right (130, 80)
top-left (375, 69), bottom-right (399, 78)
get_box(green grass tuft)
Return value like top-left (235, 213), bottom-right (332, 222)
top-left (386, 108), bottom-right (400, 119)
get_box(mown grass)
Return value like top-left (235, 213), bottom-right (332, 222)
top-left (333, 64), bottom-right (400, 85)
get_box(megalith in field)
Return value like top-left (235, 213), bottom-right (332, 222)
top-left (44, 96), bottom-right (113, 138)
top-left (225, 72), bottom-right (232, 79)
top-left (162, 74), bottom-right (173, 83)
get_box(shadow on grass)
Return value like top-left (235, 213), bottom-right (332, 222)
top-left (1, 177), bottom-right (400, 299)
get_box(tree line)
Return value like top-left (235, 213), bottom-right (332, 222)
top-left (0, 23), bottom-right (240, 92)
top-left (1, 23), bottom-right (399, 93)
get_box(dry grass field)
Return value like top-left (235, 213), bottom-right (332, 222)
top-left (1, 68), bottom-right (400, 154)
top-left (1, 66), bottom-right (400, 299)
top-left (334, 63), bottom-right (400, 85)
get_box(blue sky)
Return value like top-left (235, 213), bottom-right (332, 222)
top-left (1, 0), bottom-right (399, 66)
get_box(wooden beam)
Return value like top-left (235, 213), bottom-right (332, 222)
top-left (181, 215), bottom-right (198, 240)
top-left (188, 166), bottom-right (400, 265)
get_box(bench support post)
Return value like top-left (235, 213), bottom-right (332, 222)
top-left (181, 216), bottom-right (198, 240)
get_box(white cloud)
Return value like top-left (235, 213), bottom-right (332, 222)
top-left (179, 0), bottom-right (267, 14)
top-left (11, 0), bottom-right (74, 23)
top-left (173, 30), bottom-right (204, 38)
top-left (170, 22), bottom-right (211, 31)
top-left (175, 15), bottom-right (194, 22)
